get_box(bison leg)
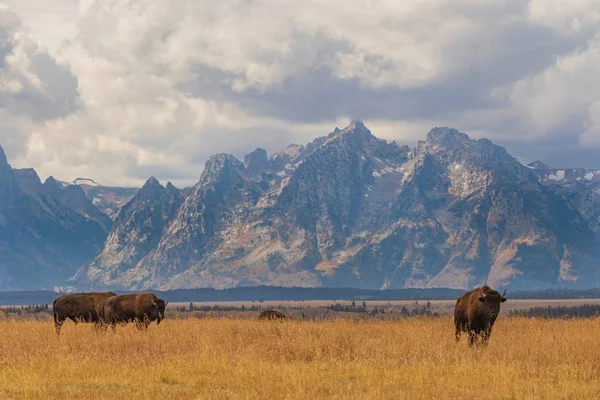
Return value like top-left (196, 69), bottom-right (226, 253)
top-left (94, 320), bottom-right (109, 332)
top-left (481, 327), bottom-right (492, 345)
top-left (135, 319), bottom-right (150, 330)
top-left (468, 329), bottom-right (479, 347)
top-left (54, 319), bottom-right (64, 335)
top-left (455, 326), bottom-right (461, 343)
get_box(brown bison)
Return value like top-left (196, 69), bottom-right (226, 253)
top-left (53, 292), bottom-right (116, 334)
top-left (454, 286), bottom-right (507, 346)
top-left (103, 293), bottom-right (168, 330)
top-left (258, 310), bottom-right (288, 320)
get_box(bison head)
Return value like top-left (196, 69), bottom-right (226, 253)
top-left (152, 299), bottom-right (167, 324)
top-left (478, 288), bottom-right (507, 322)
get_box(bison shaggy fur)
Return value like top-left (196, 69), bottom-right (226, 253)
top-left (454, 286), bottom-right (507, 346)
top-left (103, 293), bottom-right (167, 330)
top-left (53, 292), bottom-right (116, 334)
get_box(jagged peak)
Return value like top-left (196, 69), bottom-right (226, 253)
top-left (43, 176), bottom-right (63, 192)
top-left (426, 127), bottom-right (470, 144)
top-left (45, 176), bottom-right (58, 184)
top-left (338, 119), bottom-right (373, 138)
top-left (528, 160), bottom-right (551, 170)
top-left (269, 144), bottom-right (304, 162)
top-left (391, 140), bottom-right (411, 151)
top-left (322, 120), bottom-right (377, 149)
top-left (244, 148), bottom-right (269, 173)
top-left (165, 181), bottom-right (180, 194)
top-left (165, 181), bottom-right (176, 189)
top-left (141, 176), bottom-right (163, 190)
top-left (205, 153), bottom-right (244, 171)
top-left (423, 127), bottom-right (474, 155)
top-left (0, 144), bottom-right (7, 166)
top-left (245, 148), bottom-right (268, 158)
top-left (14, 168), bottom-right (42, 184)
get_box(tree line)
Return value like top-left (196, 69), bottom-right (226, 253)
top-left (509, 304), bottom-right (600, 319)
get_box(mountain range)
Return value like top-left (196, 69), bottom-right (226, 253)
top-left (1, 121), bottom-right (600, 291)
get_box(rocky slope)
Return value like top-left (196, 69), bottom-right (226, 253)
top-left (78, 121), bottom-right (600, 291)
top-left (0, 147), bottom-right (107, 290)
top-left (58, 178), bottom-right (139, 220)
top-left (77, 177), bottom-right (184, 285)
top-left (44, 176), bottom-right (113, 233)
top-left (526, 162), bottom-right (600, 236)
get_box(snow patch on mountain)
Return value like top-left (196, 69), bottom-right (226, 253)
top-left (548, 170), bottom-right (565, 181)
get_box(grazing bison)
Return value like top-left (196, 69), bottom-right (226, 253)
top-left (454, 286), bottom-right (507, 346)
top-left (53, 292), bottom-right (116, 334)
top-left (258, 310), bottom-right (288, 320)
top-left (103, 293), bottom-right (167, 330)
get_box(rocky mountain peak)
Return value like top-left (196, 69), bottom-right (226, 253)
top-left (137, 177), bottom-right (165, 199)
top-left (0, 145), bottom-right (15, 197)
top-left (244, 148), bottom-right (269, 174)
top-left (14, 168), bottom-right (41, 183)
top-left (165, 181), bottom-right (178, 193)
top-left (43, 176), bottom-right (64, 197)
top-left (425, 127), bottom-right (470, 151)
top-left (144, 176), bottom-right (161, 187)
top-left (528, 160), bottom-right (551, 170)
top-left (199, 154), bottom-right (245, 188)
top-left (335, 119), bottom-right (375, 141)
top-left (44, 175), bottom-right (61, 187)
top-left (206, 154), bottom-right (244, 171)
top-left (14, 168), bottom-right (44, 194)
top-left (74, 123), bottom-right (600, 293)
top-left (0, 144), bottom-right (8, 167)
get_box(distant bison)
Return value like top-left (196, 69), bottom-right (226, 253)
top-left (53, 292), bottom-right (116, 334)
top-left (454, 286), bottom-right (507, 346)
top-left (103, 293), bottom-right (167, 330)
top-left (258, 310), bottom-right (288, 320)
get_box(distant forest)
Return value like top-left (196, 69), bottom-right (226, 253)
top-left (509, 304), bottom-right (600, 319)
top-left (4, 286), bottom-right (600, 306)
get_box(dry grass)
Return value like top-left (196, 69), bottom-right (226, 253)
top-left (1, 317), bottom-right (600, 399)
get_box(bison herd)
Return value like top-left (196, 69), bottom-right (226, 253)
top-left (52, 286), bottom-right (507, 346)
top-left (53, 292), bottom-right (167, 334)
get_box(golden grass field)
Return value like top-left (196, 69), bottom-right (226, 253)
top-left (2, 316), bottom-right (600, 399)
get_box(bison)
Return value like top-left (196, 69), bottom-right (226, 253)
top-left (454, 285), bottom-right (507, 346)
top-left (103, 293), bottom-right (168, 330)
top-left (53, 292), bottom-right (116, 334)
top-left (258, 310), bottom-right (288, 320)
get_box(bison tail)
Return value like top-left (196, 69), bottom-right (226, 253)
top-left (52, 299), bottom-right (58, 324)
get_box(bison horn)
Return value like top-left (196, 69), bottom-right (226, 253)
top-left (502, 289), bottom-right (506, 298)
top-left (478, 290), bottom-right (487, 303)
top-left (152, 301), bottom-right (157, 306)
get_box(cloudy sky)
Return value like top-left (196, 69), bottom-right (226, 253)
top-left (0, 0), bottom-right (599, 187)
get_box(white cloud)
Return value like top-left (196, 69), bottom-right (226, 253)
top-left (1, 0), bottom-right (600, 186)
top-left (581, 102), bottom-right (600, 146)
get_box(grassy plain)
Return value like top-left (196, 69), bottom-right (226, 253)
top-left (169, 298), bottom-right (600, 315)
top-left (2, 316), bottom-right (600, 399)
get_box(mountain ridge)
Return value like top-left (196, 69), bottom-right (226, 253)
top-left (3, 122), bottom-right (600, 292)
top-left (75, 121), bottom-right (600, 292)
top-left (0, 149), bottom-right (107, 290)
